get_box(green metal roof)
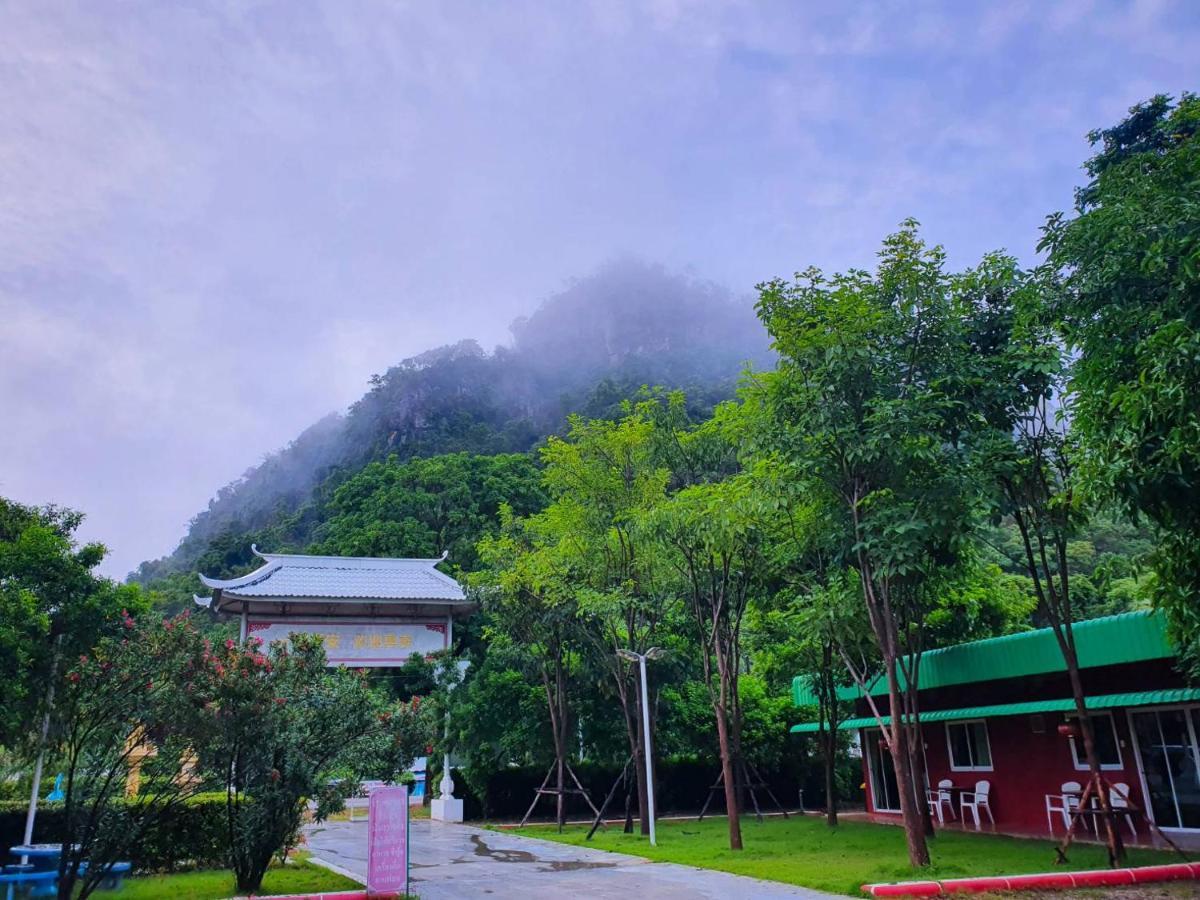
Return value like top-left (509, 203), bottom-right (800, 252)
top-left (791, 610), bottom-right (1173, 708)
top-left (789, 688), bottom-right (1200, 733)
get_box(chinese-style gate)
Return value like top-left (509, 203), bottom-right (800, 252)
top-left (196, 546), bottom-right (473, 821)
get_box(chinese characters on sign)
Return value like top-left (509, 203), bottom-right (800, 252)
top-left (368, 785), bottom-right (409, 895)
top-left (244, 619), bottom-right (447, 667)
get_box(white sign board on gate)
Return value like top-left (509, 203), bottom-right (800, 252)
top-left (368, 785), bottom-right (409, 895)
top-left (246, 618), bottom-right (448, 667)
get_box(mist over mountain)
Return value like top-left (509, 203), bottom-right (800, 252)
top-left (132, 260), bottom-right (771, 585)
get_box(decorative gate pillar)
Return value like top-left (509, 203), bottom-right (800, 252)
top-left (196, 547), bottom-right (473, 822)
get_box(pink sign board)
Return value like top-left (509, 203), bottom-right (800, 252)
top-left (367, 785), bottom-right (409, 895)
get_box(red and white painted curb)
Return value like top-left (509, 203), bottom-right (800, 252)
top-left (244, 892), bottom-right (400, 899)
top-left (863, 861), bottom-right (1200, 896)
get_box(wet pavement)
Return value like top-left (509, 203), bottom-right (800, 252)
top-left (303, 818), bottom-right (836, 899)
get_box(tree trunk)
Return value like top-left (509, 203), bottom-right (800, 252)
top-left (1063, 641), bottom-right (1126, 864)
top-left (630, 695), bottom-right (650, 835)
top-left (884, 661), bottom-right (930, 867)
top-left (907, 723), bottom-right (935, 838)
top-left (556, 754), bottom-right (566, 831)
top-left (714, 705), bottom-right (743, 850)
top-left (823, 731), bottom-right (838, 827)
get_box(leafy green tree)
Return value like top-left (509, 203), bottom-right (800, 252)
top-left (196, 632), bottom-right (420, 893)
top-left (972, 262), bottom-right (1133, 863)
top-left (1041, 93), bottom-right (1200, 674)
top-left (474, 508), bottom-right (588, 831)
top-left (50, 613), bottom-right (213, 900)
top-left (642, 460), bottom-right (772, 851)
top-left (0, 497), bottom-right (146, 749)
top-left (449, 644), bottom-right (550, 817)
top-left (755, 223), bottom-right (997, 866)
top-left (534, 408), bottom-right (675, 835)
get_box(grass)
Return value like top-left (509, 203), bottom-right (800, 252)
top-left (506, 814), bottom-right (1179, 896)
top-left (93, 854), bottom-right (360, 899)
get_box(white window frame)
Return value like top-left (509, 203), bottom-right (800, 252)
top-left (945, 719), bottom-right (994, 772)
top-left (1066, 711), bottom-right (1124, 771)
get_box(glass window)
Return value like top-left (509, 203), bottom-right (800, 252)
top-left (947, 721), bottom-right (993, 771)
top-left (1069, 714), bottom-right (1122, 770)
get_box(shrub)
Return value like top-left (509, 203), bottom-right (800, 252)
top-left (0, 793), bottom-right (228, 872)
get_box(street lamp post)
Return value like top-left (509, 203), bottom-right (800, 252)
top-left (618, 647), bottom-right (665, 846)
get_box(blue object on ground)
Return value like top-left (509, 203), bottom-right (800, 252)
top-left (0, 868), bottom-right (57, 900)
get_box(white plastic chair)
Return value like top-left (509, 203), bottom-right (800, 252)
top-left (1109, 782), bottom-right (1137, 840)
top-left (925, 779), bottom-right (956, 824)
top-left (960, 780), bottom-right (994, 830)
top-left (1046, 780), bottom-right (1094, 835)
top-left (1045, 780), bottom-right (1079, 835)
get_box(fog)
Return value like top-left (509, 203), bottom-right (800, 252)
top-left (1, 2), bottom-right (1197, 577)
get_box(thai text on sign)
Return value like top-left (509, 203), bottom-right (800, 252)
top-left (245, 619), bottom-right (447, 667)
top-left (368, 785), bottom-right (409, 895)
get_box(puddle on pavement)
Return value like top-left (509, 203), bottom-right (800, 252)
top-left (469, 834), bottom-right (616, 872)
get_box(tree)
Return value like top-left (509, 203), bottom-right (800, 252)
top-left (197, 632), bottom-right (420, 893)
top-left (642, 458), bottom-right (771, 851)
top-left (475, 508), bottom-right (587, 831)
top-left (754, 223), bottom-right (992, 866)
top-left (792, 575), bottom-right (867, 828)
top-left (50, 613), bottom-right (213, 900)
top-left (974, 266), bottom-right (1129, 864)
top-left (1042, 93), bottom-right (1200, 673)
top-left (535, 408), bottom-right (674, 835)
top-left (0, 498), bottom-right (146, 748)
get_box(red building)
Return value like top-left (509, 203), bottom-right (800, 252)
top-left (791, 611), bottom-right (1200, 846)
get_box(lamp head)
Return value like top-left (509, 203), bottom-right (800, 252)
top-left (617, 649), bottom-right (640, 662)
top-left (645, 647), bottom-right (667, 661)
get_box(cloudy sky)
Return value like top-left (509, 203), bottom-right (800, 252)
top-left (2, 1), bottom-right (1197, 578)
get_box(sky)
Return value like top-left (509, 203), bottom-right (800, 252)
top-left (2, 0), bottom-right (1198, 579)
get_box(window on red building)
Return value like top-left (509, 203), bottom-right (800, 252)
top-left (1067, 713), bottom-right (1123, 770)
top-left (946, 720), bottom-right (993, 771)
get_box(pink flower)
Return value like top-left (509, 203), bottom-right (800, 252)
top-left (224, 639), bottom-right (235, 650)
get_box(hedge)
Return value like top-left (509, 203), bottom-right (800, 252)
top-left (0, 792), bottom-right (229, 872)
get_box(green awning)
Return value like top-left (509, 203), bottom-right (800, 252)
top-left (792, 610), bottom-right (1174, 707)
top-left (789, 688), bottom-right (1200, 733)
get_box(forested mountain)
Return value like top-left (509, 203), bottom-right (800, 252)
top-left (132, 260), bottom-right (772, 598)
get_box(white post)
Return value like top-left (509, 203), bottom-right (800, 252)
top-left (638, 653), bottom-right (657, 847)
top-left (23, 634), bottom-right (63, 860)
top-left (431, 614), bottom-right (464, 823)
top-left (239, 610), bottom-right (248, 644)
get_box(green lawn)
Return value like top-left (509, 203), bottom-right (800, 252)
top-left (507, 815), bottom-right (1178, 896)
top-left (93, 856), bottom-right (360, 899)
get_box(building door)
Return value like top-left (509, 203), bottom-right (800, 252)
top-left (866, 729), bottom-right (901, 813)
top-left (1130, 708), bottom-right (1200, 830)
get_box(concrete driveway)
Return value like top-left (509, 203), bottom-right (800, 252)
top-left (304, 818), bottom-right (837, 899)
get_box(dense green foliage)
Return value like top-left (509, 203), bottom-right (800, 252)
top-left (194, 631), bottom-right (422, 892)
top-left (1043, 93), bottom-right (1200, 674)
top-left (0, 498), bottom-right (146, 749)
